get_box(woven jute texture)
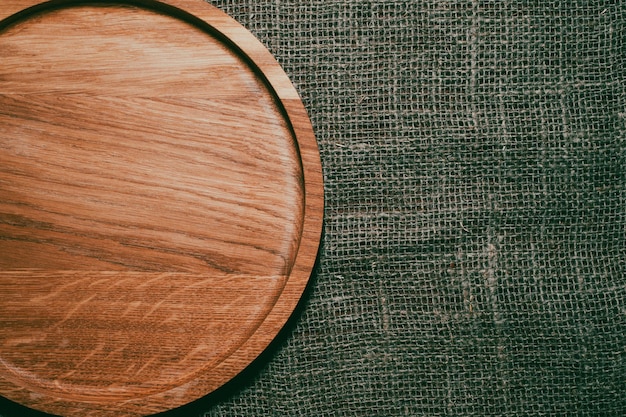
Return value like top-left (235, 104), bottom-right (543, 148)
top-left (1, 1), bottom-right (624, 417)
top-left (198, 1), bottom-right (625, 416)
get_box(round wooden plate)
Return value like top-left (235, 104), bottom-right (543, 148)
top-left (0, 1), bottom-right (323, 416)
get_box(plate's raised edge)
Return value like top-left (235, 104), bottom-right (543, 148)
top-left (1, 0), bottom-right (302, 103)
top-left (143, 0), bottom-right (327, 405)
top-left (0, 0), bottom-right (324, 413)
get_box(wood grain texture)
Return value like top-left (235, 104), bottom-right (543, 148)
top-left (0, 1), bottom-right (323, 416)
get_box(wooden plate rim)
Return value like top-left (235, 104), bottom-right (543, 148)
top-left (0, 0), bottom-right (324, 415)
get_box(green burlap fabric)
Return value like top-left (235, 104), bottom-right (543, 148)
top-left (2, 1), bottom-right (624, 416)
top-left (201, 1), bottom-right (625, 415)
top-left (197, 1), bottom-right (625, 416)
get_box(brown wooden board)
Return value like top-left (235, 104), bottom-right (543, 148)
top-left (0, 1), bottom-right (323, 415)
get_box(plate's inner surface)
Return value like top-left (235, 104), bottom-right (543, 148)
top-left (0, 2), bottom-right (304, 406)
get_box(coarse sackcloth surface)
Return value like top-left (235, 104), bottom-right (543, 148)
top-left (201, 1), bottom-right (626, 415)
